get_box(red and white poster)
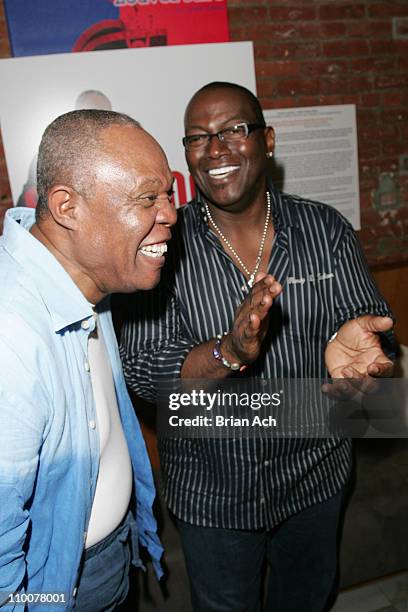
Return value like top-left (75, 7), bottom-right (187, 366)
top-left (4, 0), bottom-right (229, 57)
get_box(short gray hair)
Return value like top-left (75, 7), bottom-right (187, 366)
top-left (36, 109), bottom-right (141, 221)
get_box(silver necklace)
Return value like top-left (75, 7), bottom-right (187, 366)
top-left (204, 191), bottom-right (271, 289)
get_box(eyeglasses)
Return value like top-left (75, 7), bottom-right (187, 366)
top-left (182, 122), bottom-right (264, 151)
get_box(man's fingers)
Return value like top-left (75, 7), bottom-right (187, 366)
top-left (242, 313), bottom-right (261, 338)
top-left (357, 315), bottom-right (394, 334)
top-left (367, 360), bottom-right (394, 378)
top-left (249, 279), bottom-right (282, 312)
top-left (253, 271), bottom-right (268, 284)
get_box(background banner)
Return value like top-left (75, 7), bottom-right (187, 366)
top-left (0, 42), bottom-right (256, 208)
top-left (4, 0), bottom-right (229, 57)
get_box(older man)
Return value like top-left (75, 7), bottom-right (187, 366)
top-left (0, 110), bottom-right (176, 611)
top-left (120, 82), bottom-right (394, 612)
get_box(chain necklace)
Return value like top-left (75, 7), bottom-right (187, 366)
top-left (204, 191), bottom-right (271, 289)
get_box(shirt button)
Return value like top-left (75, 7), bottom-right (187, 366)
top-left (84, 361), bottom-right (90, 372)
top-left (89, 420), bottom-right (96, 430)
top-left (81, 319), bottom-right (90, 330)
top-left (264, 460), bottom-right (270, 467)
top-left (260, 497), bottom-right (266, 504)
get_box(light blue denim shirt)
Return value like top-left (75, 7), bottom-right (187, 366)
top-left (0, 208), bottom-right (163, 610)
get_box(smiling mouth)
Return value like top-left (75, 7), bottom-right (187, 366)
top-left (139, 243), bottom-right (168, 258)
top-left (207, 165), bottom-right (240, 179)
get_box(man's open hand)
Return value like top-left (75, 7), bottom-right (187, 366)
top-left (325, 315), bottom-right (394, 380)
top-left (222, 272), bottom-right (282, 366)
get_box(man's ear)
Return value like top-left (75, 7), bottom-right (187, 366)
top-left (264, 126), bottom-right (275, 155)
top-left (47, 185), bottom-right (81, 230)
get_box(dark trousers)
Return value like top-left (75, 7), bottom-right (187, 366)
top-left (176, 489), bottom-right (345, 612)
top-left (74, 513), bottom-right (132, 612)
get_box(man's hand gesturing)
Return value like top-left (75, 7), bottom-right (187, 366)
top-left (222, 273), bottom-right (283, 366)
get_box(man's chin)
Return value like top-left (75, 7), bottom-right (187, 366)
top-left (126, 272), bottom-right (162, 293)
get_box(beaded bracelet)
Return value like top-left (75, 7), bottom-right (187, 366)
top-left (212, 332), bottom-right (247, 372)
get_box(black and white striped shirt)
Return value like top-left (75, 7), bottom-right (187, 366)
top-left (120, 184), bottom-right (392, 529)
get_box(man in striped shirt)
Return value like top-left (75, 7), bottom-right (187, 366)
top-left (120, 82), bottom-right (394, 612)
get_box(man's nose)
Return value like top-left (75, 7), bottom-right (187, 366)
top-left (207, 133), bottom-right (230, 157)
top-left (158, 196), bottom-right (177, 227)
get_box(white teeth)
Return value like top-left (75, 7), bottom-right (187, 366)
top-left (208, 166), bottom-right (240, 177)
top-left (140, 243), bottom-right (168, 258)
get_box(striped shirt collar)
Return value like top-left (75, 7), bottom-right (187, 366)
top-left (191, 181), bottom-right (300, 236)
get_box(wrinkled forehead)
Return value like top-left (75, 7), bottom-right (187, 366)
top-left (96, 124), bottom-right (172, 185)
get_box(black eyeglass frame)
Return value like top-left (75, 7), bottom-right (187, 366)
top-left (182, 122), bottom-right (264, 150)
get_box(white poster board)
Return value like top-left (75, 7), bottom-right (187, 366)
top-left (264, 105), bottom-right (360, 229)
top-left (0, 42), bottom-right (255, 207)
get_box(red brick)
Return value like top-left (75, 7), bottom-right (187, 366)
top-left (393, 17), bottom-right (408, 39)
top-left (359, 93), bottom-right (382, 107)
top-left (228, 6), bottom-right (268, 25)
top-left (398, 55), bottom-right (408, 71)
top-left (312, 94), bottom-right (359, 105)
top-left (246, 23), bottom-right (302, 40)
top-left (323, 40), bottom-right (369, 57)
top-left (319, 3), bottom-right (366, 20)
top-left (317, 94), bottom-right (352, 105)
top-left (382, 91), bottom-right (406, 105)
top-left (370, 40), bottom-right (399, 55)
top-left (346, 20), bottom-right (391, 38)
top-left (256, 79), bottom-right (276, 98)
top-left (358, 143), bottom-right (382, 159)
top-left (375, 74), bottom-right (408, 89)
top-left (276, 77), bottom-right (320, 96)
top-left (296, 95), bottom-right (320, 106)
top-left (0, 179), bottom-right (11, 199)
top-left (359, 193), bottom-right (374, 210)
top-left (377, 158), bottom-right (400, 173)
top-left (255, 38), bottom-right (320, 60)
top-left (320, 22), bottom-right (347, 37)
top-left (229, 26), bottom-right (247, 41)
top-left (228, 0), bottom-right (266, 6)
top-left (360, 125), bottom-right (399, 142)
top-left (380, 110), bottom-right (408, 124)
top-left (319, 75), bottom-right (372, 95)
top-left (265, 0), bottom-right (321, 4)
top-left (261, 96), bottom-right (297, 108)
top-left (383, 142), bottom-right (404, 156)
top-left (255, 60), bottom-right (301, 77)
top-left (0, 37), bottom-right (10, 57)
top-left (266, 41), bottom-right (321, 59)
top-left (301, 59), bottom-right (348, 77)
top-left (368, 3), bottom-right (408, 18)
top-left (268, 6), bottom-right (316, 20)
top-left (298, 22), bottom-right (321, 39)
top-left (350, 57), bottom-right (396, 72)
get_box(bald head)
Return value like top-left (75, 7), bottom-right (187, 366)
top-left (184, 81), bottom-right (266, 129)
top-left (36, 109), bottom-right (142, 221)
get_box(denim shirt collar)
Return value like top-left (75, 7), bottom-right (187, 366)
top-left (2, 208), bottom-right (94, 332)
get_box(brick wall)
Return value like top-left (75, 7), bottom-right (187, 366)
top-left (0, 0), bottom-right (407, 265)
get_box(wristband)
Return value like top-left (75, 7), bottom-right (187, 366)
top-left (212, 333), bottom-right (247, 372)
top-left (327, 331), bottom-right (338, 343)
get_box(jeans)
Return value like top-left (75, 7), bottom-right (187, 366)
top-left (176, 489), bottom-right (346, 612)
top-left (73, 513), bottom-right (132, 612)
